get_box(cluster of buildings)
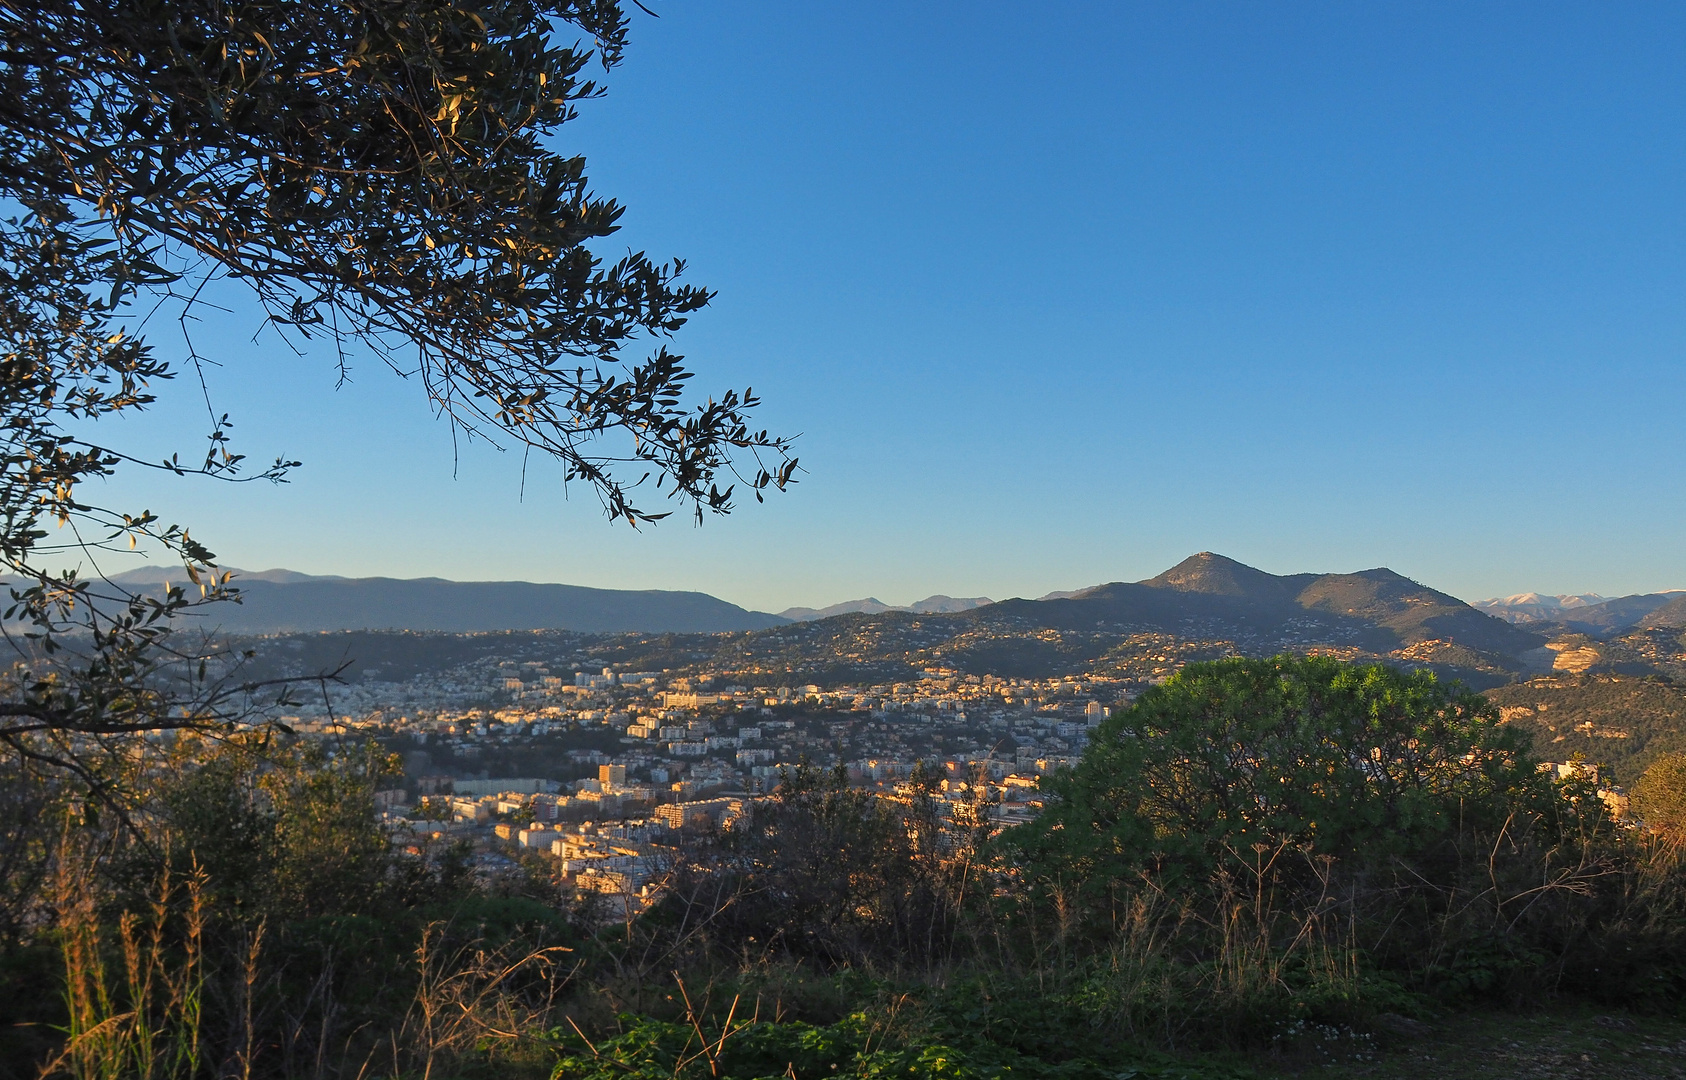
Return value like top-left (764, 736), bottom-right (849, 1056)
top-left (377, 755), bottom-right (1053, 908)
top-left (283, 661), bottom-right (1129, 907)
top-left (288, 662), bottom-right (1121, 794)
top-left (384, 763), bottom-right (743, 902)
top-left (254, 618), bottom-right (1682, 912)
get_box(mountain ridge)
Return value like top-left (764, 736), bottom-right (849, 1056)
top-left (678, 552), bottom-right (1557, 692)
top-left (1477, 589), bottom-right (1686, 635)
top-left (968, 552), bottom-right (1542, 661)
top-left (97, 567), bottom-right (788, 634)
top-left (779, 595), bottom-right (994, 621)
top-left (1642, 595), bottom-right (1686, 630)
top-left (85, 554), bottom-right (1550, 662)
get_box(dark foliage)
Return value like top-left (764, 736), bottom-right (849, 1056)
top-left (0, 0), bottom-right (794, 527)
top-left (0, 0), bottom-right (796, 815)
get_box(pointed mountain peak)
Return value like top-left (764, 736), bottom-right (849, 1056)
top-left (1142, 552), bottom-right (1292, 598)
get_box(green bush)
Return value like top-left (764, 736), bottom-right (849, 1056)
top-left (1020, 656), bottom-right (1562, 884)
top-left (985, 656), bottom-right (1615, 1034)
top-left (549, 1012), bottom-right (1246, 1080)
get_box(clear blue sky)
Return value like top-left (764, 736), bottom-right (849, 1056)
top-left (96, 1), bottom-right (1686, 612)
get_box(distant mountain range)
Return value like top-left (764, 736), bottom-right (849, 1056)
top-left (92, 554), bottom-right (1676, 653)
top-left (102, 567), bottom-right (787, 634)
top-left (1473, 592), bottom-right (1612, 619)
top-left (778, 595), bottom-right (993, 621)
top-left (981, 552), bottom-right (1544, 659)
top-left (669, 552), bottom-right (1560, 690)
top-left (143, 552), bottom-right (1648, 697)
top-left (1475, 589), bottom-right (1686, 635)
top-left (98, 567), bottom-right (999, 634)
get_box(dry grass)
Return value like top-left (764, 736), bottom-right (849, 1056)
top-left (44, 861), bottom-right (208, 1080)
top-left (394, 921), bottom-right (578, 1080)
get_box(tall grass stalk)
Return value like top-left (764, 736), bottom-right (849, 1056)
top-left (44, 862), bottom-right (207, 1080)
top-left (401, 921), bottom-right (577, 1080)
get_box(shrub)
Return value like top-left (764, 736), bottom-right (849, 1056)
top-left (1633, 752), bottom-right (1686, 835)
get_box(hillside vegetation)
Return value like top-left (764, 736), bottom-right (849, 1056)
top-left (1485, 674), bottom-right (1686, 782)
top-left (12, 657), bottom-right (1686, 1080)
top-left (1644, 595), bottom-right (1686, 630)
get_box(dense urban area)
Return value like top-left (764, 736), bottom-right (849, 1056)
top-left (292, 645), bottom-right (1119, 907)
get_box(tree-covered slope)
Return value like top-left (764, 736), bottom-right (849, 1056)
top-left (1484, 674), bottom-right (1686, 782)
top-left (1642, 595), bottom-right (1686, 629)
top-left (1293, 568), bottom-right (1543, 655)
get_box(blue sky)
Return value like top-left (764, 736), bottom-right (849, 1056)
top-left (96, 2), bottom-right (1686, 612)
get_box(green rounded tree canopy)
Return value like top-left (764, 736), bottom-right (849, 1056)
top-left (1020, 656), bottom-right (1567, 880)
